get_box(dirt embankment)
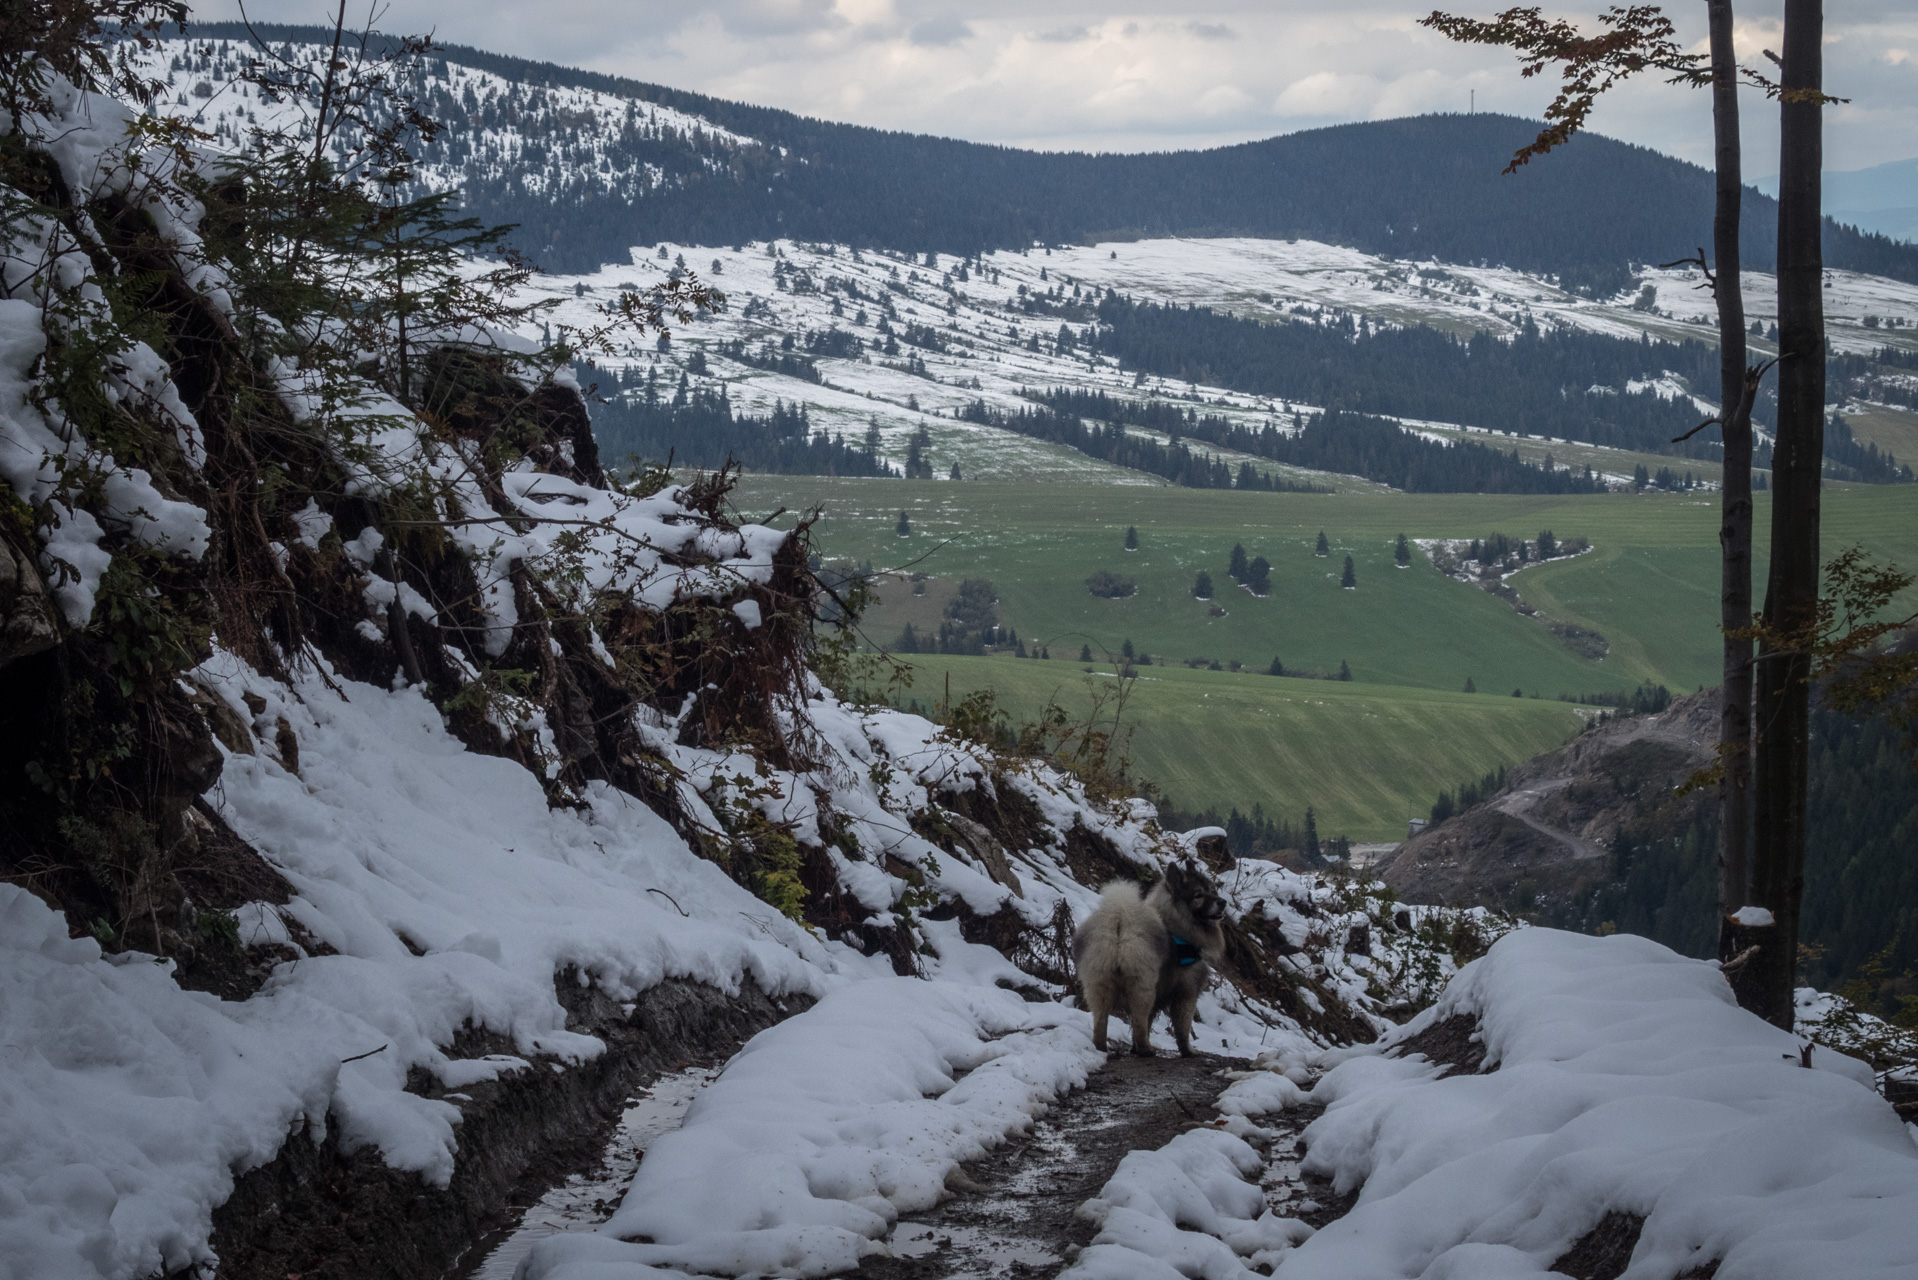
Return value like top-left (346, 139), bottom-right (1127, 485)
top-left (1378, 689), bottom-right (1719, 916)
top-left (200, 978), bottom-right (806, 1280)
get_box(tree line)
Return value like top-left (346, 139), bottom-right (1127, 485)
top-left (587, 367), bottom-right (893, 475)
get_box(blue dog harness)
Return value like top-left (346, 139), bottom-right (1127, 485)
top-left (1171, 935), bottom-right (1202, 967)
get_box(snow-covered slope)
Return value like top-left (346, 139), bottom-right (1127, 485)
top-left (0, 66), bottom-right (1475, 1280)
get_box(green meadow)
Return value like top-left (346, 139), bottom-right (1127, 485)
top-left (736, 478), bottom-right (1918, 836)
top-left (890, 655), bottom-right (1584, 842)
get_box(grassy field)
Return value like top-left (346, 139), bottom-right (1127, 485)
top-left (733, 478), bottom-right (1918, 834)
top-left (889, 654), bottom-right (1586, 842)
top-left (1845, 404), bottom-right (1918, 464)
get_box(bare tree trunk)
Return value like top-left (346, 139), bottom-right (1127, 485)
top-left (1751, 0), bottom-right (1826, 1030)
top-left (1707, 0), bottom-right (1754, 962)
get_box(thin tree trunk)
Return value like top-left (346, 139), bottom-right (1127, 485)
top-left (1751, 0), bottom-right (1826, 1030)
top-left (1707, 0), bottom-right (1755, 963)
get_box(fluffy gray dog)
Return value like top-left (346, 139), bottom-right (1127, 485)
top-left (1072, 860), bottom-right (1226, 1057)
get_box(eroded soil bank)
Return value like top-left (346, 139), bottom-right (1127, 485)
top-left (197, 977), bottom-right (804, 1280)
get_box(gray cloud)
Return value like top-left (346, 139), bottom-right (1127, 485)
top-left (910, 16), bottom-right (973, 46)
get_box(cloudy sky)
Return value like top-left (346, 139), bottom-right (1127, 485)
top-left (197, 1), bottom-right (1918, 173)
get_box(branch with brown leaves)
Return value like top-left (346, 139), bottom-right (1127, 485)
top-left (1420, 5), bottom-right (1707, 172)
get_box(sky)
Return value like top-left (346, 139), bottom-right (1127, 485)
top-left (194, 1), bottom-right (1918, 174)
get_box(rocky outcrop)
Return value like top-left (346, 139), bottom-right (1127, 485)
top-left (1378, 690), bottom-right (1718, 915)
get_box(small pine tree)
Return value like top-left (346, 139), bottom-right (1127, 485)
top-left (1537, 529), bottom-right (1558, 559)
top-left (1080, 644), bottom-right (1093, 662)
top-left (1268, 656), bottom-right (1284, 676)
top-left (1041, 647), bottom-right (1049, 659)
top-left (1303, 807), bottom-right (1321, 862)
top-left (1124, 525), bottom-right (1139, 551)
top-left (1193, 570), bottom-right (1214, 599)
top-left (1514, 688), bottom-right (1524, 697)
top-left (949, 462), bottom-right (963, 480)
top-left (1338, 660), bottom-right (1352, 681)
top-left (1340, 555), bottom-right (1356, 589)
top-left (1464, 676), bottom-right (1477, 693)
top-left (895, 510), bottom-right (911, 537)
top-left (1395, 532), bottom-right (1410, 566)
top-left (1247, 557), bottom-right (1272, 596)
top-left (1315, 531), bottom-right (1329, 557)
top-left (1122, 638), bottom-right (1135, 659)
top-left (1229, 543), bottom-right (1248, 581)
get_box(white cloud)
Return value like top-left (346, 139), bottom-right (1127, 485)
top-left (188, 1), bottom-right (1918, 168)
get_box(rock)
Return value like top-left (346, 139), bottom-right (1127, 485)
top-left (1193, 830), bottom-right (1232, 870)
top-left (944, 811), bottom-right (1024, 898)
top-left (0, 536), bottom-right (58, 670)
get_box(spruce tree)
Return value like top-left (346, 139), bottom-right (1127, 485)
top-left (1268, 657), bottom-right (1284, 676)
top-left (1124, 525), bottom-right (1139, 551)
top-left (1080, 644), bottom-right (1093, 662)
top-left (1464, 676), bottom-right (1477, 693)
top-left (1315, 530), bottom-right (1330, 557)
top-left (1229, 543), bottom-right (1248, 582)
top-left (1338, 660), bottom-right (1352, 681)
top-left (1341, 555), bottom-right (1357, 589)
top-left (1122, 638), bottom-right (1135, 659)
top-left (1395, 532), bottom-right (1411, 566)
top-left (1304, 807), bottom-right (1321, 862)
top-left (896, 510), bottom-right (911, 536)
top-left (1247, 557), bottom-right (1272, 596)
top-left (1193, 570), bottom-right (1214, 599)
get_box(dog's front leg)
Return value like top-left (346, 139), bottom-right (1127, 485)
top-left (1171, 988), bottom-right (1200, 1058)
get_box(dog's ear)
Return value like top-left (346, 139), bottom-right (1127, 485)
top-left (1164, 861), bottom-right (1188, 893)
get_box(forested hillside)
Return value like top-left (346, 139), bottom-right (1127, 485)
top-left (182, 23), bottom-right (1918, 293)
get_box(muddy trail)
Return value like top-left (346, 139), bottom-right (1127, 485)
top-left (450, 1049), bottom-right (1341, 1280)
top-left (856, 1052), bottom-right (1342, 1279)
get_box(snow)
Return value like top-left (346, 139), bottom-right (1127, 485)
top-left (1067, 1129), bottom-right (1313, 1280)
top-left (0, 80), bottom-right (213, 626)
top-left (1281, 928), bottom-right (1918, 1279)
top-left (524, 981), bottom-right (1101, 1279)
top-left (1731, 905), bottom-right (1775, 927)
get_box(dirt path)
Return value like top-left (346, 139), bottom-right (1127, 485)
top-left (854, 1052), bottom-right (1339, 1279)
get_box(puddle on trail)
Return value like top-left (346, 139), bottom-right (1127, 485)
top-left (460, 1065), bottom-right (719, 1280)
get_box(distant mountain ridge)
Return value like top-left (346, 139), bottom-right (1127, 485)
top-left (187, 22), bottom-right (1918, 294)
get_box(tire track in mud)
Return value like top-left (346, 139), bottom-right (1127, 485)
top-left (855, 1053), bottom-right (1343, 1279)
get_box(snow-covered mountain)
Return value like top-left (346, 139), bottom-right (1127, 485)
top-left (134, 35), bottom-right (1918, 491)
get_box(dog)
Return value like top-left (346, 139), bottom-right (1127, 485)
top-left (1072, 859), bottom-right (1226, 1057)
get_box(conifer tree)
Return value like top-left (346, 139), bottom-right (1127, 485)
top-left (1465, 676), bottom-right (1477, 693)
top-left (1395, 533), bottom-right (1411, 566)
top-left (1193, 571), bottom-right (1214, 599)
top-left (1268, 657), bottom-right (1284, 676)
top-left (1246, 557), bottom-right (1272, 596)
top-left (895, 510), bottom-right (911, 537)
top-left (1341, 555), bottom-right (1357, 589)
top-left (1303, 807), bottom-right (1321, 862)
top-left (1315, 531), bottom-right (1329, 557)
top-left (1080, 644), bottom-right (1093, 662)
top-left (1338, 660), bottom-right (1352, 681)
top-left (1124, 525), bottom-right (1139, 551)
top-left (1229, 543), bottom-right (1248, 581)
top-left (1122, 638), bottom-right (1135, 659)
